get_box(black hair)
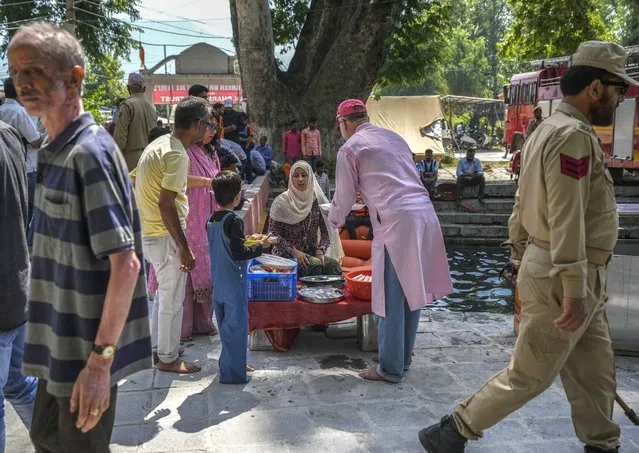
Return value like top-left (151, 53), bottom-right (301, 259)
top-left (260, 135), bottom-right (268, 141)
top-left (290, 119), bottom-right (298, 125)
top-left (314, 160), bottom-right (325, 171)
top-left (188, 84), bottom-right (208, 97)
top-left (220, 153), bottom-right (239, 170)
top-left (212, 170), bottom-right (242, 206)
top-left (174, 96), bottom-right (209, 130)
top-left (308, 117), bottom-right (317, 123)
top-left (560, 66), bottom-right (614, 96)
top-left (424, 148), bottom-right (434, 154)
top-left (3, 78), bottom-right (17, 99)
top-left (148, 126), bottom-right (170, 143)
top-left (212, 102), bottom-right (224, 109)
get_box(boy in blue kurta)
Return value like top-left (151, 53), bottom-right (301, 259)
top-left (207, 171), bottom-right (271, 384)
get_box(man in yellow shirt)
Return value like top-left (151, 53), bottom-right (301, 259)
top-left (135, 96), bottom-right (213, 374)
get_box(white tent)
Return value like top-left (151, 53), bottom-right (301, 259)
top-left (366, 95), bottom-right (446, 160)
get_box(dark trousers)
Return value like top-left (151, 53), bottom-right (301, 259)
top-left (30, 380), bottom-right (118, 453)
top-left (305, 155), bottom-right (319, 171)
top-left (457, 175), bottom-right (486, 199)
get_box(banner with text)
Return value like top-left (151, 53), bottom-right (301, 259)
top-left (152, 84), bottom-right (243, 105)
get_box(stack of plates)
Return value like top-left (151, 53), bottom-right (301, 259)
top-left (298, 287), bottom-right (346, 304)
top-left (255, 254), bottom-right (297, 269)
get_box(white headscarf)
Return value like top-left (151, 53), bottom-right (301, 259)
top-left (270, 161), bottom-right (344, 261)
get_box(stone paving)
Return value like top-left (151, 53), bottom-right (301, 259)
top-left (6, 310), bottom-right (639, 453)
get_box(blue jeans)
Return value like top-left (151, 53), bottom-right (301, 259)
top-left (376, 248), bottom-right (421, 383)
top-left (27, 172), bottom-right (37, 248)
top-left (0, 324), bottom-right (38, 453)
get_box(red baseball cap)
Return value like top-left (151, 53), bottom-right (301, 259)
top-left (336, 99), bottom-right (367, 125)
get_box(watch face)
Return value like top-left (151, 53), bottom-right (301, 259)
top-left (103, 346), bottom-right (116, 358)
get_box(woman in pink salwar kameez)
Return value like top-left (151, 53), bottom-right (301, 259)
top-left (329, 99), bottom-right (453, 383)
top-left (148, 129), bottom-right (221, 341)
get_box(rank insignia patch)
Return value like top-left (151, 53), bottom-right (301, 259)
top-left (560, 154), bottom-right (589, 180)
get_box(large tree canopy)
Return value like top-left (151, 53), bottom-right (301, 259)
top-left (0, 0), bottom-right (140, 62)
top-left (499, 0), bottom-right (615, 60)
top-left (231, 0), bottom-right (452, 155)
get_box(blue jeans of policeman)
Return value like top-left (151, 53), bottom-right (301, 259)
top-left (0, 323), bottom-right (38, 453)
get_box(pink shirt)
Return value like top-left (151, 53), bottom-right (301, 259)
top-left (329, 123), bottom-right (453, 316)
top-left (301, 127), bottom-right (322, 157)
top-left (283, 130), bottom-right (302, 159)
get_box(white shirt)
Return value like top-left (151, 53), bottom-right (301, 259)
top-left (0, 99), bottom-right (41, 173)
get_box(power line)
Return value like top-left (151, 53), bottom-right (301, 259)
top-left (1, 0), bottom-right (35, 6)
top-left (74, 18), bottom-right (235, 54)
top-left (136, 3), bottom-right (225, 27)
top-left (74, 6), bottom-right (233, 40)
top-left (3, 16), bottom-right (47, 25)
top-left (80, 0), bottom-right (231, 36)
top-left (81, 0), bottom-right (227, 28)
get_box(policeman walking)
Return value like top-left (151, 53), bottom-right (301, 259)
top-left (418, 41), bottom-right (637, 453)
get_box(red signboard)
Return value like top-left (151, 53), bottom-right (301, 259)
top-left (152, 84), bottom-right (243, 105)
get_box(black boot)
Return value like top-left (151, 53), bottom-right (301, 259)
top-left (584, 446), bottom-right (619, 453)
top-left (418, 415), bottom-right (467, 453)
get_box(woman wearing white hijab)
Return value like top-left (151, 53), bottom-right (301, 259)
top-left (269, 161), bottom-right (344, 276)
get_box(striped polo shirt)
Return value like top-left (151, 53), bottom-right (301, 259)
top-left (23, 113), bottom-right (152, 397)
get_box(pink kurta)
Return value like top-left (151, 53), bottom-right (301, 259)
top-left (329, 123), bottom-right (453, 317)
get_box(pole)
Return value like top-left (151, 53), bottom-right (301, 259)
top-left (615, 393), bottom-right (639, 425)
top-left (64, 0), bottom-right (75, 36)
top-left (164, 45), bottom-right (170, 121)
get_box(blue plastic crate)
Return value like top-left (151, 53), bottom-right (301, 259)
top-left (247, 258), bottom-right (298, 301)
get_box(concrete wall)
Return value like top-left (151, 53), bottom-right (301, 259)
top-left (175, 43), bottom-right (235, 75)
top-left (143, 42), bottom-right (240, 106)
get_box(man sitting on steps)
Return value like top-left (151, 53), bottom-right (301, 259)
top-left (456, 148), bottom-right (486, 206)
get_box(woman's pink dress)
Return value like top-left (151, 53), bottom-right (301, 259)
top-left (148, 145), bottom-right (221, 337)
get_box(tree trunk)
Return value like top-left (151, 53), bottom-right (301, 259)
top-left (230, 0), bottom-right (404, 159)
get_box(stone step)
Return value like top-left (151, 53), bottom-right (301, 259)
top-left (615, 185), bottom-right (639, 197)
top-left (619, 214), bottom-right (639, 227)
top-left (618, 226), bottom-right (639, 239)
top-left (437, 210), bottom-right (638, 227)
top-left (441, 223), bottom-right (508, 238)
top-left (437, 180), bottom-right (518, 198)
top-left (441, 224), bottom-right (639, 240)
top-left (436, 212), bottom-right (510, 226)
top-left (434, 199), bottom-right (515, 213)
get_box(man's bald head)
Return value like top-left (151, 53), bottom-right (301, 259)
top-left (9, 21), bottom-right (85, 74)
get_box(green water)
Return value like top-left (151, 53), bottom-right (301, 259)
top-left (430, 247), bottom-right (514, 314)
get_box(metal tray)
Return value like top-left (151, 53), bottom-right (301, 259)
top-left (298, 287), bottom-right (346, 304)
top-left (299, 275), bottom-right (346, 286)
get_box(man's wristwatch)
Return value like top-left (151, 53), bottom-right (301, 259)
top-left (93, 344), bottom-right (117, 360)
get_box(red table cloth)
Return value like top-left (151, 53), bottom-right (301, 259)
top-left (249, 293), bottom-right (372, 351)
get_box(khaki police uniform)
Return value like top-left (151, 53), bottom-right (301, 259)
top-left (114, 93), bottom-right (158, 170)
top-left (452, 101), bottom-right (620, 450)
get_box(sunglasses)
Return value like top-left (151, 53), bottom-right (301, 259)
top-left (201, 120), bottom-right (218, 131)
top-left (601, 80), bottom-right (630, 96)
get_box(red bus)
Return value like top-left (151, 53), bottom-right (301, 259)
top-left (504, 47), bottom-right (639, 183)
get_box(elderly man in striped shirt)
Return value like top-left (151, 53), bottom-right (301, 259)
top-left (8, 22), bottom-right (152, 452)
